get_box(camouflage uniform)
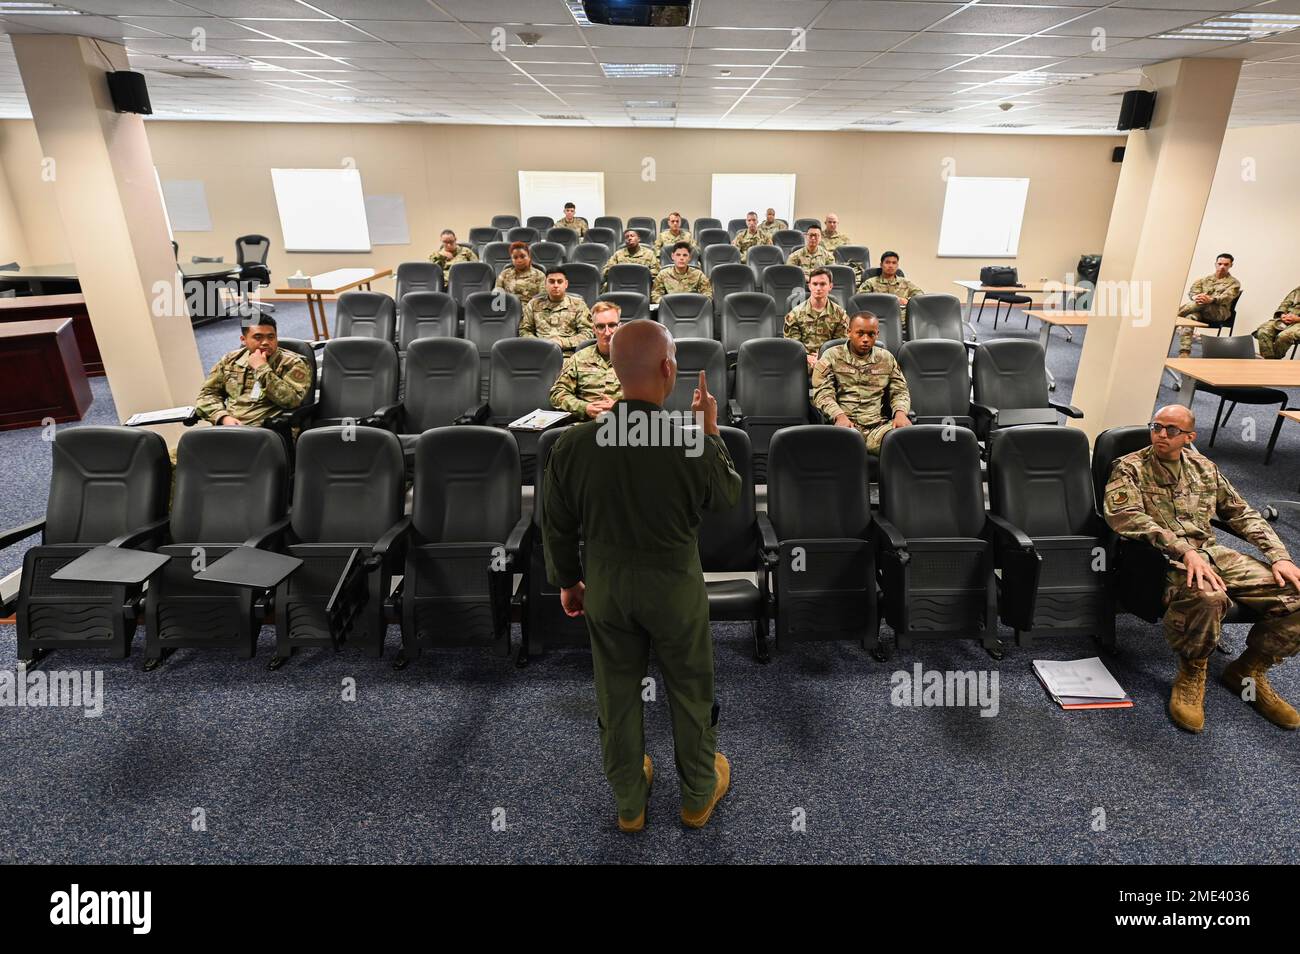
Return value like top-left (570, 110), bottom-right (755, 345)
top-left (1176, 273), bottom-right (1241, 356)
top-left (733, 228), bottom-right (771, 261)
top-left (557, 216), bottom-right (588, 239)
top-left (651, 266), bottom-right (712, 304)
top-left (495, 265), bottom-right (546, 303)
top-left (549, 344), bottom-right (622, 418)
top-left (759, 218), bottom-right (788, 238)
top-left (430, 244), bottom-right (478, 282)
top-left (654, 229), bottom-right (695, 256)
top-left (783, 298), bottom-right (848, 359)
top-left (811, 344), bottom-right (910, 455)
top-left (1257, 285), bottom-right (1300, 360)
top-left (520, 293), bottom-right (592, 351)
top-left (195, 347), bottom-right (311, 427)
top-left (786, 245), bottom-right (835, 276)
top-left (604, 245), bottom-right (660, 276)
top-left (1103, 445), bottom-right (1300, 660)
top-left (857, 274), bottom-right (924, 331)
top-left (820, 231), bottom-right (853, 252)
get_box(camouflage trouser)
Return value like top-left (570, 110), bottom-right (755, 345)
top-left (1163, 546), bottom-right (1300, 659)
top-left (855, 420), bottom-right (895, 456)
top-left (1257, 318), bottom-right (1300, 360)
top-left (1175, 302), bottom-right (1231, 355)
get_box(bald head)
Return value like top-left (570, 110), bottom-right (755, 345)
top-left (1151, 404), bottom-right (1197, 461)
top-left (1154, 404), bottom-right (1195, 430)
top-left (610, 320), bottom-right (676, 404)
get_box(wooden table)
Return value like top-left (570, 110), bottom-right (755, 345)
top-left (0, 318), bottom-right (92, 429)
top-left (954, 280), bottom-right (1088, 340)
top-left (0, 262), bottom-right (241, 325)
top-left (0, 293), bottom-right (102, 375)
top-left (1021, 310), bottom-right (1209, 390)
top-left (274, 267), bottom-right (392, 341)
top-left (1162, 357), bottom-right (1300, 408)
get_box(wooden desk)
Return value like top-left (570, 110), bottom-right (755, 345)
top-left (0, 293), bottom-right (102, 375)
top-left (0, 318), bottom-right (92, 429)
top-left (954, 280), bottom-right (1087, 339)
top-left (274, 267), bottom-right (392, 341)
top-left (1163, 357), bottom-right (1300, 408)
top-left (0, 263), bottom-right (241, 326)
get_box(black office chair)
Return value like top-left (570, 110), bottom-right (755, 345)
top-left (527, 215), bottom-right (555, 231)
top-left (970, 339), bottom-right (1082, 442)
top-left (585, 227), bottom-right (617, 253)
top-left (393, 337), bottom-right (481, 461)
top-left (826, 264), bottom-right (857, 311)
top-left (710, 264), bottom-right (757, 319)
top-left (874, 425), bottom-right (999, 655)
top-left (398, 426), bottom-right (531, 665)
top-left (694, 217), bottom-right (723, 233)
top-left (834, 245), bottom-right (869, 268)
top-left (491, 214), bottom-right (521, 231)
top-left (762, 264), bottom-right (807, 314)
top-left (397, 291), bottom-right (457, 354)
top-left (1199, 334), bottom-right (1289, 451)
top-left (235, 234), bottom-right (270, 267)
top-left (657, 294), bottom-right (713, 339)
top-left (480, 241), bottom-right (512, 278)
top-left (627, 216), bottom-right (656, 233)
top-left (463, 291), bottom-right (522, 398)
top-left (234, 234), bottom-right (274, 316)
top-left (898, 339), bottom-right (974, 429)
top-left (468, 226), bottom-right (501, 252)
top-left (271, 426), bottom-right (409, 666)
top-left (771, 229), bottom-right (805, 259)
top-left (696, 228), bottom-right (729, 250)
top-left (560, 262), bottom-right (601, 307)
top-left (594, 215), bottom-right (623, 236)
top-left (335, 291), bottom-right (397, 341)
top-left (766, 426), bottom-right (878, 658)
top-left (604, 263), bottom-right (652, 299)
top-left (545, 227), bottom-right (579, 259)
top-left (793, 218), bottom-right (821, 233)
top-left (529, 241), bottom-right (565, 271)
top-left (142, 428), bottom-right (289, 667)
top-left (980, 290), bottom-right (1033, 329)
top-left (986, 426), bottom-right (1114, 650)
top-left (597, 291), bottom-right (650, 323)
top-left (571, 243), bottom-right (611, 270)
top-left (703, 244), bottom-right (741, 276)
top-left (729, 338), bottom-right (812, 482)
top-left (849, 293), bottom-right (904, 352)
top-left (2, 427), bottom-right (170, 663)
top-left (906, 293), bottom-right (964, 342)
top-left (721, 292), bottom-right (779, 362)
top-left (665, 338), bottom-right (726, 414)
top-left (191, 255), bottom-right (224, 264)
top-left (395, 261), bottom-right (444, 301)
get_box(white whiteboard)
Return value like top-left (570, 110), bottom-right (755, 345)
top-left (161, 179), bottom-right (213, 232)
top-left (271, 168), bottom-right (371, 252)
top-left (364, 194), bottom-right (410, 246)
top-left (518, 171), bottom-right (605, 224)
top-left (937, 176), bottom-right (1029, 258)
top-left (711, 174), bottom-right (796, 227)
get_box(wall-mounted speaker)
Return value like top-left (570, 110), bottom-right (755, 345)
top-left (1117, 90), bottom-right (1155, 131)
top-left (107, 71), bottom-right (152, 115)
top-left (1112, 146), bottom-right (1125, 163)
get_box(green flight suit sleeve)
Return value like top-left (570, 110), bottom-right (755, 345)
top-left (1215, 469), bottom-right (1291, 564)
top-left (194, 357), bottom-right (232, 424)
top-left (810, 355), bottom-right (844, 420)
top-left (257, 354), bottom-right (310, 409)
top-left (542, 437), bottom-right (583, 588)
top-left (700, 433), bottom-right (742, 513)
top-left (1103, 459), bottom-right (1195, 559)
top-left (549, 354), bottom-right (587, 417)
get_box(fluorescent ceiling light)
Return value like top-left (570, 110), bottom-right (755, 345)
top-left (601, 63), bottom-right (683, 78)
top-left (625, 99), bottom-right (676, 108)
top-left (330, 96), bottom-right (397, 104)
top-left (566, 1), bottom-right (593, 26)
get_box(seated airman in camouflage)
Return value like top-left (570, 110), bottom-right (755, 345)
top-left (783, 267), bottom-right (848, 372)
top-left (557, 201), bottom-right (588, 239)
top-left (195, 316), bottom-right (311, 427)
top-left (759, 208), bottom-right (788, 238)
top-left (495, 241), bottom-right (546, 303)
top-left (811, 312), bottom-right (911, 455)
top-left (732, 211), bottom-right (771, 261)
top-left (1104, 404), bottom-right (1300, 733)
top-left (520, 267), bottom-right (593, 352)
top-left (651, 242), bottom-right (712, 304)
top-left (857, 251), bottom-right (924, 333)
top-left (429, 228), bottom-right (478, 283)
top-left (1256, 284), bottom-right (1300, 360)
top-left (653, 211), bottom-right (695, 257)
top-left (819, 212), bottom-right (853, 252)
top-left (786, 226), bottom-right (835, 276)
top-left (604, 229), bottom-right (660, 279)
top-left (549, 301), bottom-right (623, 420)
top-left (1176, 252), bottom-right (1241, 357)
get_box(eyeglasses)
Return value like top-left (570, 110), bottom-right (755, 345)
top-left (1148, 422), bottom-right (1190, 437)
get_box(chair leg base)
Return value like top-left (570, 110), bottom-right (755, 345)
top-left (267, 653), bottom-right (290, 671)
top-left (393, 650), bottom-right (411, 671)
top-left (17, 648), bottom-right (49, 670)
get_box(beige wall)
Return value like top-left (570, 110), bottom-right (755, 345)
top-left (0, 118), bottom-right (1124, 295)
top-left (1185, 122), bottom-right (1300, 335)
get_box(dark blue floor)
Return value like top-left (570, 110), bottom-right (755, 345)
top-left (1, 301), bottom-right (1298, 864)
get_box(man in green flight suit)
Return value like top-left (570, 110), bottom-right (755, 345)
top-left (543, 320), bottom-right (740, 832)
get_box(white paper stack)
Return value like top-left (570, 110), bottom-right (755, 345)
top-left (1033, 657), bottom-right (1133, 710)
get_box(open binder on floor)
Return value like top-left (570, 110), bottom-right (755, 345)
top-left (1033, 657), bottom-right (1133, 710)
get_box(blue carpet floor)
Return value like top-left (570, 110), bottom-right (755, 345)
top-left (1, 301), bottom-right (1298, 864)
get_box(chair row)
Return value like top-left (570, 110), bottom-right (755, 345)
top-left (477, 215), bottom-right (825, 240)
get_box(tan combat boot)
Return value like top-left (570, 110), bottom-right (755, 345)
top-left (681, 752), bottom-right (731, 829)
top-left (1221, 648), bottom-right (1300, 730)
top-left (1169, 657), bottom-right (1208, 733)
top-left (618, 755), bottom-right (654, 833)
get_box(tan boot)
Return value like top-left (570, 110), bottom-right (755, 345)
top-left (617, 755), bottom-right (654, 833)
top-left (681, 752), bottom-right (731, 829)
top-left (1169, 657), bottom-right (1208, 733)
top-left (1221, 648), bottom-right (1300, 730)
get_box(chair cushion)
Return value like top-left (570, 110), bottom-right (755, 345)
top-left (705, 579), bottom-right (762, 620)
top-left (996, 408), bottom-right (1059, 428)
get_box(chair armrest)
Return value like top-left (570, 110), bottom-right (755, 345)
top-left (0, 517), bottom-right (44, 551)
top-left (504, 514), bottom-right (532, 566)
top-left (755, 512), bottom-right (779, 561)
top-left (1049, 400), bottom-right (1084, 419)
top-left (311, 340), bottom-right (327, 351)
top-left (871, 514), bottom-right (909, 555)
top-left (969, 401), bottom-right (998, 422)
top-left (727, 398), bottom-right (743, 425)
top-left (242, 514), bottom-right (292, 550)
top-left (265, 404), bottom-right (313, 431)
top-left (963, 339), bottom-right (979, 352)
top-left (106, 515), bottom-right (171, 549)
top-left (455, 402), bottom-right (490, 426)
top-left (366, 515), bottom-right (412, 568)
top-left (361, 403), bottom-right (403, 431)
top-left (986, 513), bottom-right (1036, 553)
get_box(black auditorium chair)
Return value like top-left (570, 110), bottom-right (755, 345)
top-left (491, 214), bottom-right (520, 231)
top-left (834, 245), bottom-right (869, 269)
top-left (585, 227), bottom-right (617, 253)
top-left (627, 216), bottom-right (656, 233)
top-left (632, 227), bottom-right (654, 246)
top-left (334, 291), bottom-right (396, 341)
top-left (898, 339), bottom-right (974, 429)
top-left (447, 261), bottom-right (495, 316)
top-left (572, 243), bottom-right (611, 270)
top-left (771, 229), bottom-right (805, 259)
top-left (458, 337), bottom-right (565, 483)
top-left (721, 292), bottom-right (779, 362)
top-left (594, 215), bottom-right (622, 236)
top-left (142, 428), bottom-right (289, 667)
top-left (727, 218), bottom-right (747, 237)
top-left (827, 265), bottom-right (857, 311)
top-left (561, 262), bottom-right (601, 307)
top-left (463, 290), bottom-right (522, 397)
top-left (604, 263), bottom-right (652, 299)
top-left (874, 425), bottom-right (999, 655)
top-left (468, 227), bottom-right (501, 253)
top-left (763, 264), bottom-right (807, 314)
top-left (397, 291), bottom-right (457, 355)
top-left (986, 426), bottom-right (1114, 650)
top-left (665, 338), bottom-right (726, 413)
top-left (793, 218), bottom-right (821, 233)
top-left (703, 244), bottom-right (741, 276)
top-left (659, 216), bottom-right (690, 232)
top-left (395, 261), bottom-right (443, 300)
top-left (522, 425), bottom-right (587, 659)
top-left (849, 292), bottom-right (904, 352)
top-left (527, 215), bottom-right (554, 232)
top-left (729, 338), bottom-right (812, 482)
top-left (710, 263), bottom-right (756, 317)
top-left (397, 426), bottom-right (531, 665)
top-left (746, 244), bottom-right (785, 283)
top-left (970, 339), bottom-right (1082, 442)
top-left (657, 293), bottom-right (713, 338)
top-left (660, 245), bottom-right (699, 268)
top-left (597, 291), bottom-right (650, 323)
top-left (271, 426), bottom-right (408, 666)
top-left (481, 241), bottom-right (512, 277)
top-left (696, 228), bottom-right (729, 250)
top-left (765, 425), bottom-right (878, 658)
top-left (505, 226), bottom-right (539, 246)
top-left (274, 337), bottom-right (400, 435)
top-left (1199, 335), bottom-right (1289, 450)
top-left (906, 293), bottom-right (964, 342)
top-left (3, 427), bottom-right (170, 663)
top-left (546, 227), bottom-right (579, 259)
top-left (393, 338), bottom-right (481, 464)
top-left (529, 241), bottom-right (565, 271)
top-left (861, 266), bottom-right (903, 282)
top-left (695, 217), bottom-right (722, 233)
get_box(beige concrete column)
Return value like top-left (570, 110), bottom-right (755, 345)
top-left (11, 34), bottom-right (204, 426)
top-left (1071, 57), bottom-right (1241, 441)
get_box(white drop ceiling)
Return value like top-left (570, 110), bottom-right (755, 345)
top-left (0, 0), bottom-right (1297, 133)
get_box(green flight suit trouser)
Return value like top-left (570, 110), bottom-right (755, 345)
top-left (582, 546), bottom-right (718, 822)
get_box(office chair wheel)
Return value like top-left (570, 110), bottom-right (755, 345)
top-left (1264, 505), bottom-right (1278, 521)
top-left (1048, 382), bottom-right (1056, 391)
top-left (267, 655), bottom-right (289, 671)
top-left (392, 651), bottom-right (410, 671)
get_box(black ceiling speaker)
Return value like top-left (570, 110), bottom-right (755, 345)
top-left (1117, 89), bottom-right (1155, 131)
top-left (582, 1), bottom-right (692, 26)
top-left (107, 70), bottom-right (152, 115)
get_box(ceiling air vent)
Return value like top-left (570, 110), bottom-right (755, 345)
top-left (538, 114), bottom-right (585, 120)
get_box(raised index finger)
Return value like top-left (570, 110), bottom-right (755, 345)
top-left (698, 370), bottom-right (709, 395)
